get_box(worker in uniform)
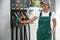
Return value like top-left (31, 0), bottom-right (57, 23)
top-left (21, 0), bottom-right (56, 40)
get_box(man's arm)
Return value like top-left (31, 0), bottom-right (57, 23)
top-left (21, 16), bottom-right (37, 23)
top-left (52, 18), bottom-right (56, 31)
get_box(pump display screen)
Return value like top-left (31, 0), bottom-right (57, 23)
top-left (11, 0), bottom-right (30, 9)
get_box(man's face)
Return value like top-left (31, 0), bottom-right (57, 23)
top-left (41, 4), bottom-right (49, 10)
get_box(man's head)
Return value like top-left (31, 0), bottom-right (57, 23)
top-left (40, 0), bottom-right (51, 10)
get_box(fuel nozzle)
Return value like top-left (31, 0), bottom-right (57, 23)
top-left (14, 12), bottom-right (21, 21)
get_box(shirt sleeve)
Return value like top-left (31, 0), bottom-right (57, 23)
top-left (31, 10), bottom-right (40, 18)
top-left (51, 11), bottom-right (56, 19)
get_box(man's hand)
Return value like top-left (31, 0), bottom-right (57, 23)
top-left (49, 29), bottom-right (55, 34)
top-left (20, 21), bottom-right (23, 23)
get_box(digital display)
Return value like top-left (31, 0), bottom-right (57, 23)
top-left (11, 0), bottom-right (30, 9)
